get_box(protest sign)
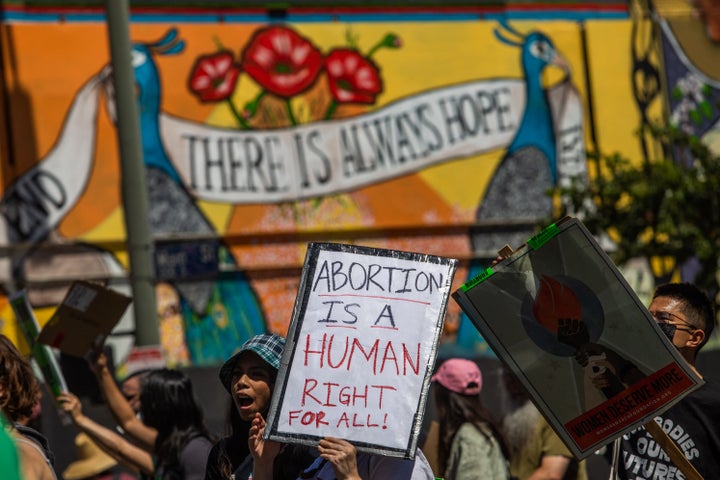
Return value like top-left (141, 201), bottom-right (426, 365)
top-left (10, 290), bottom-right (69, 399)
top-left (37, 281), bottom-right (132, 358)
top-left (10, 290), bottom-right (73, 425)
top-left (265, 243), bottom-right (457, 458)
top-left (452, 217), bottom-right (703, 459)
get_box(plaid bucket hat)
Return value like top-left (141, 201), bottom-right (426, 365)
top-left (219, 333), bottom-right (285, 393)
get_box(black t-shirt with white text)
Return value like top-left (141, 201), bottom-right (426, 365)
top-left (617, 377), bottom-right (720, 480)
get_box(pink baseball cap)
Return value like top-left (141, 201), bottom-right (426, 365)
top-left (431, 358), bottom-right (482, 395)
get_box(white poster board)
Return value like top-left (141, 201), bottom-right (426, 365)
top-left (452, 217), bottom-right (703, 459)
top-left (265, 243), bottom-right (458, 458)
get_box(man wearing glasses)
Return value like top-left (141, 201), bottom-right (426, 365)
top-left (615, 283), bottom-right (720, 480)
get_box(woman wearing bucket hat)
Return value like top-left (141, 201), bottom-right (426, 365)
top-left (431, 358), bottom-right (510, 480)
top-left (243, 334), bottom-right (433, 480)
top-left (205, 333), bottom-right (315, 480)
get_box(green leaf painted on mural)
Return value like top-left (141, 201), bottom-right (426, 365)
top-left (699, 101), bottom-right (713, 118)
top-left (690, 110), bottom-right (702, 125)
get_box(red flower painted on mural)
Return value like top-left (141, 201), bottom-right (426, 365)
top-left (325, 48), bottom-right (383, 104)
top-left (188, 51), bottom-right (241, 102)
top-left (241, 26), bottom-right (323, 98)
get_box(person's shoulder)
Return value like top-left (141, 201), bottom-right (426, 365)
top-left (181, 435), bottom-right (214, 457)
top-left (14, 439), bottom-right (54, 479)
top-left (455, 422), bottom-right (490, 443)
top-left (689, 376), bottom-right (720, 403)
top-left (411, 447), bottom-right (435, 480)
top-left (699, 376), bottom-right (720, 389)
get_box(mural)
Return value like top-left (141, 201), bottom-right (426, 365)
top-left (1, 10), bottom-right (657, 367)
top-left (656, 0), bottom-right (720, 150)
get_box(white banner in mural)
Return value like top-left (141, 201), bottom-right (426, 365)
top-left (0, 72), bottom-right (584, 244)
top-left (163, 79), bottom-right (584, 203)
top-left (0, 70), bottom-right (108, 244)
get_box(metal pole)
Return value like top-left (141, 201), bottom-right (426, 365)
top-left (104, 0), bottom-right (159, 346)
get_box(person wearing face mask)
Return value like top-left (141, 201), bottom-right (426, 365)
top-left (204, 334), bottom-right (316, 480)
top-left (609, 283), bottom-right (720, 480)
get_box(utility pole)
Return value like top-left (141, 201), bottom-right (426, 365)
top-left (104, 0), bottom-right (159, 346)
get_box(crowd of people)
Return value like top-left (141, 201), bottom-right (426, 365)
top-left (0, 281), bottom-right (718, 479)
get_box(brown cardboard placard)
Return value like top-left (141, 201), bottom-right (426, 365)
top-left (37, 281), bottom-right (132, 358)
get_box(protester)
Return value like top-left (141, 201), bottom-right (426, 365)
top-left (0, 413), bottom-right (22, 480)
top-left (0, 334), bottom-right (57, 480)
top-left (60, 368), bottom-right (214, 479)
top-left (205, 333), bottom-right (315, 479)
top-left (85, 352), bottom-right (156, 480)
top-left (204, 399), bottom-right (249, 479)
top-left (62, 433), bottom-right (136, 480)
top-left (88, 351), bottom-right (158, 450)
top-left (229, 332), bottom-right (435, 480)
top-left (500, 367), bottom-right (586, 480)
top-left (140, 369), bottom-right (214, 478)
top-left (59, 390), bottom-right (156, 477)
top-left (431, 358), bottom-right (510, 480)
top-left (248, 412), bottom-right (434, 480)
top-left (119, 368), bottom-right (154, 415)
top-left (612, 282), bottom-right (720, 480)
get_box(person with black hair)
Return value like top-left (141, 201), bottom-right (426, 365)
top-left (248, 414), bottom-right (434, 480)
top-left (615, 282), bottom-right (720, 480)
top-left (119, 368), bottom-right (154, 416)
top-left (60, 368), bottom-right (213, 479)
top-left (205, 333), bottom-right (316, 480)
top-left (204, 399), bottom-right (249, 479)
top-left (88, 351), bottom-right (157, 448)
top-left (431, 358), bottom-right (510, 480)
top-left (141, 369), bottom-right (214, 478)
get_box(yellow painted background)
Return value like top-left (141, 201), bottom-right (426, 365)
top-left (0, 17), bottom-right (650, 353)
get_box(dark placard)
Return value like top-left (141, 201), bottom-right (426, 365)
top-left (452, 217), bottom-right (703, 459)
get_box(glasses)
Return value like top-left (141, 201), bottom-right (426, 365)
top-left (651, 310), bottom-right (697, 333)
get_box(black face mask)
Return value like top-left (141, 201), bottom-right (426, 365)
top-left (658, 322), bottom-right (677, 341)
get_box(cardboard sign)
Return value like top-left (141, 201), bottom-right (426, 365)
top-left (37, 281), bottom-right (132, 358)
top-left (265, 243), bottom-right (458, 458)
top-left (452, 218), bottom-right (703, 459)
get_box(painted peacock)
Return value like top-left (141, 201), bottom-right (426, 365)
top-left (457, 22), bottom-right (570, 354)
top-left (128, 29), bottom-right (265, 365)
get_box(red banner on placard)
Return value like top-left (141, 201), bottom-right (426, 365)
top-left (564, 363), bottom-right (695, 449)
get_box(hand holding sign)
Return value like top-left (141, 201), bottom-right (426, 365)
top-left (264, 243), bottom-right (457, 458)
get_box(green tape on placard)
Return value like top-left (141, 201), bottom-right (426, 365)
top-left (461, 267), bottom-right (494, 291)
top-left (527, 223), bottom-right (560, 250)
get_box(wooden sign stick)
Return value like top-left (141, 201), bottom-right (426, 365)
top-left (644, 420), bottom-right (703, 480)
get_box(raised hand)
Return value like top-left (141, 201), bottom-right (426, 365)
top-left (86, 349), bottom-right (108, 376)
top-left (249, 412), bottom-right (281, 480)
top-left (57, 392), bottom-right (83, 422)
